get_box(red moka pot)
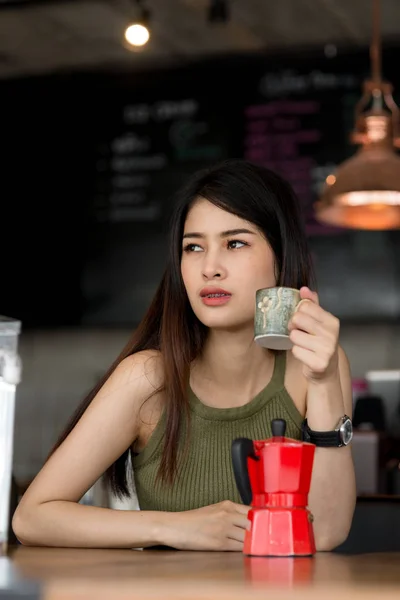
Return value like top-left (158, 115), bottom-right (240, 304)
top-left (232, 419), bottom-right (316, 557)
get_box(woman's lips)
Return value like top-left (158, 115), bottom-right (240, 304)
top-left (200, 288), bottom-right (232, 306)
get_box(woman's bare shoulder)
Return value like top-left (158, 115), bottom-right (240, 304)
top-left (108, 349), bottom-right (165, 408)
top-left (120, 351), bottom-right (166, 450)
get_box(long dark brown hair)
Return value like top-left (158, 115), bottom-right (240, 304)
top-left (50, 159), bottom-right (315, 497)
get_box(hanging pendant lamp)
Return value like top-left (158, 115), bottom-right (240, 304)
top-left (315, 0), bottom-right (400, 230)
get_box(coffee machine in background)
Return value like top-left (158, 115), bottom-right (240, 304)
top-left (232, 418), bottom-right (316, 557)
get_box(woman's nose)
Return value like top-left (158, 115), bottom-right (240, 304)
top-left (202, 251), bottom-right (227, 280)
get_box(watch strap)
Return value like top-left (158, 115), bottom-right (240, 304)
top-left (301, 419), bottom-right (342, 447)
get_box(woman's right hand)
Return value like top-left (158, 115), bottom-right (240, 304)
top-left (161, 500), bottom-right (251, 551)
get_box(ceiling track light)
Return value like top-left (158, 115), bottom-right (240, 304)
top-left (208, 0), bottom-right (230, 24)
top-left (133, 0), bottom-right (151, 25)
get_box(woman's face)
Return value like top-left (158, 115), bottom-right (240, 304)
top-left (181, 198), bottom-right (276, 331)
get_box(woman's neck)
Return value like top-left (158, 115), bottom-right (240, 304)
top-left (190, 327), bottom-right (275, 407)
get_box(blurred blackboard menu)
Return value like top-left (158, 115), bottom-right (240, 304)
top-left (93, 96), bottom-right (231, 224)
top-left (1, 48), bottom-right (400, 327)
top-left (91, 61), bottom-right (363, 236)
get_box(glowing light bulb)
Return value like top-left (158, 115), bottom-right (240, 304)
top-left (124, 23), bottom-right (150, 47)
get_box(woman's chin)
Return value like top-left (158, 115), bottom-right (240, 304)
top-left (196, 311), bottom-right (253, 332)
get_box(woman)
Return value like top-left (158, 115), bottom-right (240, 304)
top-left (12, 159), bottom-right (356, 551)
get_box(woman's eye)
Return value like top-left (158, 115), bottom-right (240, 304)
top-left (183, 243), bottom-right (203, 252)
top-left (228, 240), bottom-right (248, 249)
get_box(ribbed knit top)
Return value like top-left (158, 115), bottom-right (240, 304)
top-left (132, 351), bottom-right (303, 511)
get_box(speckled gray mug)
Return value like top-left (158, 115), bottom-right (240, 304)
top-left (254, 287), bottom-right (304, 350)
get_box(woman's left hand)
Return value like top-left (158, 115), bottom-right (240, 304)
top-left (288, 287), bottom-right (340, 382)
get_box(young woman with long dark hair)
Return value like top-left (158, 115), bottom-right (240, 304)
top-left (13, 159), bottom-right (356, 551)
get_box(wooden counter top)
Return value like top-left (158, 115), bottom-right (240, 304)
top-left (4, 546), bottom-right (400, 600)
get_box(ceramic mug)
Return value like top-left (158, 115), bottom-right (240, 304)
top-left (254, 287), bottom-right (306, 350)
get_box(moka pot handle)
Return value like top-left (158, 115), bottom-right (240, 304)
top-left (231, 438), bottom-right (258, 506)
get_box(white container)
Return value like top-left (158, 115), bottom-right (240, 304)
top-left (0, 316), bottom-right (21, 355)
top-left (0, 316), bottom-right (21, 555)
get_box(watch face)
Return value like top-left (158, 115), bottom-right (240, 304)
top-left (339, 417), bottom-right (353, 445)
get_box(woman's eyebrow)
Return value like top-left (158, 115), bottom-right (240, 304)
top-left (182, 228), bottom-right (256, 240)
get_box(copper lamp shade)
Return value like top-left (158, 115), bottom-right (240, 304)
top-left (315, 0), bottom-right (400, 230)
top-left (315, 125), bottom-right (400, 230)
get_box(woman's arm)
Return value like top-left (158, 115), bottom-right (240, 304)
top-left (289, 288), bottom-right (357, 551)
top-left (12, 351), bottom-right (171, 548)
top-left (305, 346), bottom-right (356, 551)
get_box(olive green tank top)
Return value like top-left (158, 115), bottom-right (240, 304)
top-left (132, 351), bottom-right (303, 511)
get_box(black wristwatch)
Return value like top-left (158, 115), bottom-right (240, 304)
top-left (301, 415), bottom-right (353, 448)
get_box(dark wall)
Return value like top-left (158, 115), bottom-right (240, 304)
top-left (335, 498), bottom-right (400, 554)
top-left (1, 48), bottom-right (400, 328)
